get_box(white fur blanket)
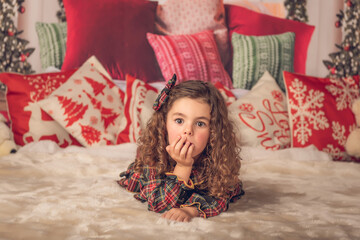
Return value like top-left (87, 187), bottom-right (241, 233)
top-left (0, 141), bottom-right (359, 240)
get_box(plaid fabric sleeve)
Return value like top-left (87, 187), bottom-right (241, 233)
top-left (181, 182), bottom-right (245, 218)
top-left (135, 172), bottom-right (195, 213)
top-left (117, 163), bottom-right (195, 213)
top-left (117, 162), bottom-right (143, 193)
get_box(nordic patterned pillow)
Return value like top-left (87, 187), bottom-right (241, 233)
top-left (35, 22), bottom-right (67, 70)
top-left (231, 31), bottom-right (295, 91)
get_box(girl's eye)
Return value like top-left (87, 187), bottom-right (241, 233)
top-left (196, 121), bottom-right (206, 127)
top-left (175, 118), bottom-right (183, 124)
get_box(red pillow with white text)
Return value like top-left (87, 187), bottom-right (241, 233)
top-left (61, 0), bottom-right (162, 82)
top-left (225, 5), bottom-right (314, 75)
top-left (228, 71), bottom-right (291, 150)
top-left (283, 71), bottom-right (360, 162)
top-left (0, 70), bottom-right (81, 147)
top-left (147, 30), bottom-right (233, 89)
top-left (39, 57), bottom-right (126, 147)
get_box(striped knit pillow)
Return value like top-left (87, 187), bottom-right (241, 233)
top-left (231, 32), bottom-right (295, 91)
top-left (147, 30), bottom-right (233, 89)
top-left (35, 22), bottom-right (67, 70)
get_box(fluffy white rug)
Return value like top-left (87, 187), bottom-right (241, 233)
top-left (0, 141), bottom-right (359, 240)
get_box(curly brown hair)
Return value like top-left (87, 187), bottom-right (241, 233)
top-left (134, 80), bottom-right (241, 198)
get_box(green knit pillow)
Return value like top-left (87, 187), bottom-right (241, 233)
top-left (231, 32), bottom-right (295, 91)
top-left (35, 22), bottom-right (67, 70)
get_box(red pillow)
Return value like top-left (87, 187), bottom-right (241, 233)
top-left (61, 0), bottom-right (162, 82)
top-left (147, 30), bottom-right (233, 89)
top-left (225, 5), bottom-right (315, 75)
top-left (0, 70), bottom-right (82, 147)
top-left (283, 71), bottom-right (360, 162)
top-left (117, 74), bottom-right (160, 143)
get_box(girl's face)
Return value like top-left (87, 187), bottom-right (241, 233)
top-left (166, 97), bottom-right (211, 159)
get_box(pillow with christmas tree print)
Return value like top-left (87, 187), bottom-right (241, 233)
top-left (228, 71), bottom-right (291, 150)
top-left (38, 56), bottom-right (126, 147)
top-left (283, 71), bottom-right (360, 162)
top-left (0, 69), bottom-right (81, 147)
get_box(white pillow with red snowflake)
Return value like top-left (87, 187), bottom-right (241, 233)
top-left (38, 56), bottom-right (126, 147)
top-left (283, 71), bottom-right (360, 162)
top-left (228, 71), bottom-right (291, 150)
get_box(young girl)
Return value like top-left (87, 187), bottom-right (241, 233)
top-left (118, 75), bottom-right (244, 222)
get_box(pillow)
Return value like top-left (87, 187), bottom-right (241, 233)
top-left (117, 74), bottom-right (159, 143)
top-left (118, 75), bottom-right (237, 144)
top-left (231, 32), bottom-right (295, 91)
top-left (38, 56), bottom-right (126, 147)
top-left (225, 5), bottom-right (315, 75)
top-left (155, 0), bottom-right (229, 65)
top-left (35, 22), bottom-right (67, 70)
top-left (283, 71), bottom-right (360, 162)
top-left (224, 0), bottom-right (286, 18)
top-left (213, 82), bottom-right (236, 106)
top-left (0, 70), bottom-right (81, 147)
top-left (61, 0), bottom-right (162, 82)
top-left (147, 30), bottom-right (233, 89)
top-left (228, 71), bottom-right (291, 150)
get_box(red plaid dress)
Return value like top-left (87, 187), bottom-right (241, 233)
top-left (117, 162), bottom-right (244, 218)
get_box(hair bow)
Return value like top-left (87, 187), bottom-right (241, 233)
top-left (153, 74), bottom-right (177, 111)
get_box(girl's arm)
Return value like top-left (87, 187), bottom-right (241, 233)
top-left (118, 163), bottom-right (196, 214)
top-left (117, 162), bottom-right (142, 192)
top-left (161, 206), bottom-right (199, 222)
top-left (182, 183), bottom-right (244, 218)
top-left (135, 172), bottom-right (196, 213)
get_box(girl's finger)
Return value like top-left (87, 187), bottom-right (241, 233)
top-left (161, 211), bottom-right (168, 218)
top-left (174, 136), bottom-right (186, 152)
top-left (166, 136), bottom-right (181, 154)
top-left (179, 141), bottom-right (191, 159)
top-left (186, 143), bottom-right (195, 159)
top-left (176, 214), bottom-right (186, 222)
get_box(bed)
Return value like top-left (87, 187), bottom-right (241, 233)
top-left (1, 141), bottom-right (359, 239)
top-left (1, 0), bottom-right (360, 239)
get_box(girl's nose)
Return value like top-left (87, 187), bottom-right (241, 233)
top-left (184, 127), bottom-right (193, 136)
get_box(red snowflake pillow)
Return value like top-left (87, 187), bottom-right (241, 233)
top-left (38, 56), bottom-right (126, 147)
top-left (0, 69), bottom-right (81, 147)
top-left (228, 71), bottom-right (291, 150)
top-left (283, 71), bottom-right (360, 161)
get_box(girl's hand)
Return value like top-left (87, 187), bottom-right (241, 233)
top-left (161, 207), bottom-right (199, 222)
top-left (166, 135), bottom-right (195, 168)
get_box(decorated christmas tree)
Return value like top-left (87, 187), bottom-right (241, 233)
top-left (0, 0), bottom-right (34, 74)
top-left (284, 0), bottom-right (308, 22)
top-left (323, 0), bottom-right (360, 78)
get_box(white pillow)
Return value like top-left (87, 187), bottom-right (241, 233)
top-left (228, 71), bottom-right (291, 150)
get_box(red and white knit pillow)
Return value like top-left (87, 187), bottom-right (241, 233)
top-left (147, 30), bottom-right (233, 89)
